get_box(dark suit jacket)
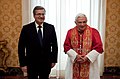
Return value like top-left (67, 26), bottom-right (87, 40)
top-left (18, 22), bottom-right (58, 68)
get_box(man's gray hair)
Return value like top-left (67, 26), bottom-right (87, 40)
top-left (75, 13), bottom-right (87, 21)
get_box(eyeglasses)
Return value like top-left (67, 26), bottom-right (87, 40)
top-left (35, 13), bottom-right (45, 16)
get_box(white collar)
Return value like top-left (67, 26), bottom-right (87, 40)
top-left (35, 22), bottom-right (43, 28)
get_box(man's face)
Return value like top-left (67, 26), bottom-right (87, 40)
top-left (34, 9), bottom-right (45, 25)
top-left (75, 17), bottom-right (87, 32)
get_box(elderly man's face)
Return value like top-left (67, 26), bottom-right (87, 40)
top-left (75, 17), bottom-right (87, 33)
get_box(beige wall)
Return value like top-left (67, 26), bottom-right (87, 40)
top-left (105, 0), bottom-right (120, 67)
top-left (0, 0), bottom-right (120, 67)
top-left (0, 0), bottom-right (22, 67)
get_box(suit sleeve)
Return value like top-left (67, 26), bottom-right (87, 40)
top-left (51, 26), bottom-right (58, 63)
top-left (18, 26), bottom-right (27, 67)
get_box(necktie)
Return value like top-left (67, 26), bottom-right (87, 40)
top-left (38, 26), bottom-right (42, 46)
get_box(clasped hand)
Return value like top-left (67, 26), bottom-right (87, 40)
top-left (74, 55), bottom-right (89, 63)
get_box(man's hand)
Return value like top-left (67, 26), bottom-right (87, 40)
top-left (21, 66), bottom-right (27, 72)
top-left (83, 56), bottom-right (90, 62)
top-left (51, 63), bottom-right (56, 68)
top-left (74, 55), bottom-right (90, 63)
top-left (75, 55), bottom-right (84, 63)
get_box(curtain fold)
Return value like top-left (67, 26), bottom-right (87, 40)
top-left (22, 0), bottom-right (106, 78)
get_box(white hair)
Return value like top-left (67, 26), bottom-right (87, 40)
top-left (75, 13), bottom-right (87, 21)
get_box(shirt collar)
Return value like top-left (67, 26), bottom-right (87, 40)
top-left (35, 22), bottom-right (43, 28)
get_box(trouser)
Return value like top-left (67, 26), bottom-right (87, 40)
top-left (27, 65), bottom-right (51, 79)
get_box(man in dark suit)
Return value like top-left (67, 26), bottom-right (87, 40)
top-left (18, 6), bottom-right (58, 79)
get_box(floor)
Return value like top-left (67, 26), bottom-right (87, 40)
top-left (0, 76), bottom-right (120, 79)
top-left (0, 67), bottom-right (120, 79)
top-left (49, 76), bottom-right (120, 79)
top-left (100, 76), bottom-right (120, 79)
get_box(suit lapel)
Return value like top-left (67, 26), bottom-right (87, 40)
top-left (30, 22), bottom-right (40, 42)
